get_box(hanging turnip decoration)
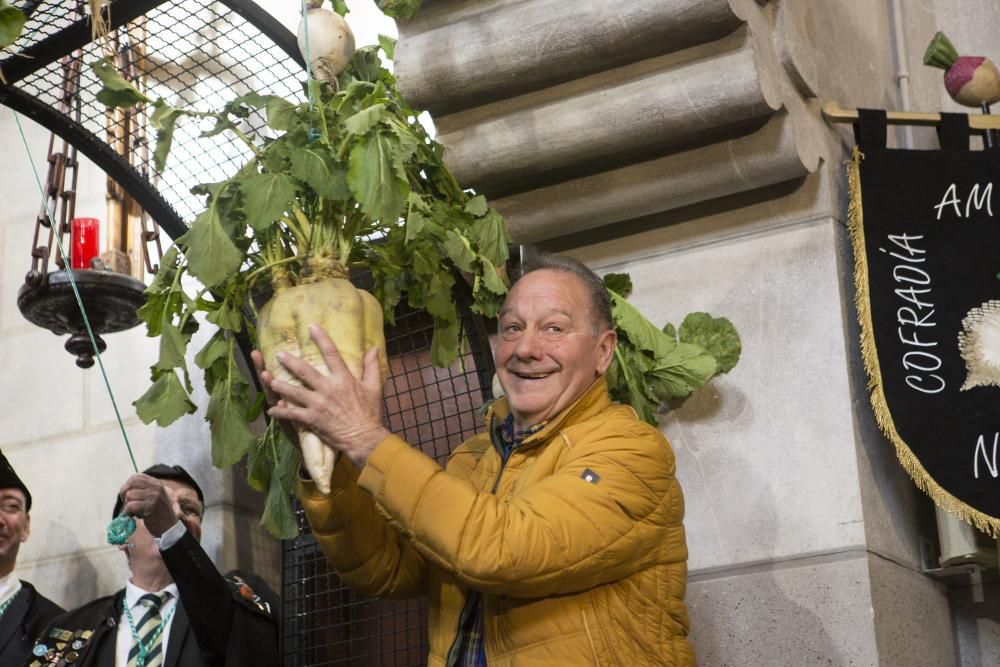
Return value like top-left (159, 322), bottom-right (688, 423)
top-left (298, 0), bottom-right (356, 84)
top-left (923, 31), bottom-right (1000, 107)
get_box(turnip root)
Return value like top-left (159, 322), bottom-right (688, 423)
top-left (924, 32), bottom-right (1000, 107)
top-left (297, 3), bottom-right (356, 85)
top-left (258, 264), bottom-right (388, 494)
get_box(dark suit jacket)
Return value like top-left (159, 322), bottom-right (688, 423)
top-left (25, 532), bottom-right (278, 666)
top-left (0, 582), bottom-right (63, 667)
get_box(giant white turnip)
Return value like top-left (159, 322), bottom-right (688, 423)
top-left (258, 257), bottom-right (387, 493)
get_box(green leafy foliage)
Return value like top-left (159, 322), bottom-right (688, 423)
top-left (378, 34), bottom-right (397, 60)
top-left (605, 274), bottom-right (741, 426)
top-left (90, 59), bottom-right (153, 107)
top-left (602, 272), bottom-right (632, 297)
top-left (240, 173), bottom-right (296, 233)
top-left (260, 439), bottom-right (300, 540)
top-left (175, 208), bottom-right (244, 287)
top-left (95, 46), bottom-right (515, 538)
top-left (923, 31), bottom-right (959, 70)
top-left (206, 379), bottom-right (256, 468)
top-left (0, 1), bottom-right (25, 48)
top-left (134, 371), bottom-right (196, 427)
top-left (676, 312), bottom-right (741, 373)
top-left (375, 0), bottom-right (423, 20)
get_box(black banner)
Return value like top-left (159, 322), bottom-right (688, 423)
top-left (851, 110), bottom-right (1000, 534)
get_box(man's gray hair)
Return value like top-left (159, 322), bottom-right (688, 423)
top-left (515, 254), bottom-right (613, 334)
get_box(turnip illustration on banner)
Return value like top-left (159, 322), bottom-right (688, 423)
top-left (850, 109), bottom-right (1000, 535)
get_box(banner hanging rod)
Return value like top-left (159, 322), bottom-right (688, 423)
top-left (822, 102), bottom-right (1000, 132)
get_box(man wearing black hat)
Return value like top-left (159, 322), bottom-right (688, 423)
top-left (0, 451), bottom-right (62, 667)
top-left (27, 464), bottom-right (278, 666)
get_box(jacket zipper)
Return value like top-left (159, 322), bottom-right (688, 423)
top-left (444, 425), bottom-right (514, 666)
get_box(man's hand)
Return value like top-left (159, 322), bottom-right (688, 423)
top-left (118, 474), bottom-right (177, 538)
top-left (268, 325), bottom-right (389, 469)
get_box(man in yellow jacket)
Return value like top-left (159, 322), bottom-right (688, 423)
top-left (258, 254), bottom-right (694, 666)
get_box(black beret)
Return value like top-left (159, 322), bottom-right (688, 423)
top-left (113, 463), bottom-right (205, 519)
top-left (0, 451), bottom-right (31, 511)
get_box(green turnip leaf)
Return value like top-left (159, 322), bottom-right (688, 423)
top-left (150, 101), bottom-right (184, 171)
top-left (345, 103), bottom-right (387, 135)
top-left (90, 59), bottom-right (152, 106)
top-left (207, 381), bottom-right (255, 468)
top-left (177, 208), bottom-right (243, 287)
top-left (348, 132), bottom-right (407, 222)
top-left (240, 173), bottom-right (296, 233)
top-left (678, 313), bottom-right (742, 374)
top-left (154, 322), bottom-right (189, 372)
top-left (431, 316), bottom-right (460, 368)
top-left (195, 331), bottom-right (230, 370)
top-left (0, 4), bottom-right (25, 47)
top-left (289, 147), bottom-right (349, 200)
top-left (602, 272), bottom-right (632, 298)
top-left (375, 0), bottom-right (422, 20)
top-left (443, 230), bottom-right (476, 273)
top-left (134, 371), bottom-right (196, 427)
top-left (466, 209), bottom-right (510, 268)
top-left (647, 343), bottom-right (717, 401)
top-left (260, 444), bottom-right (300, 539)
top-left (378, 34), bottom-right (396, 60)
top-left (609, 290), bottom-right (676, 358)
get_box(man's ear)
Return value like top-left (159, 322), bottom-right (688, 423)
top-left (595, 329), bottom-right (617, 376)
top-left (21, 513), bottom-right (30, 542)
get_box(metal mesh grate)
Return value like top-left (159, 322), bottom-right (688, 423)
top-left (4, 5), bottom-right (499, 663)
top-left (282, 286), bottom-right (495, 667)
top-left (5, 0), bottom-right (304, 230)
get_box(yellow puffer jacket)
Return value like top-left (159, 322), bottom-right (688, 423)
top-left (298, 377), bottom-right (694, 666)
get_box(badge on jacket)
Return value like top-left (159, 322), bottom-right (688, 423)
top-left (228, 575), bottom-right (271, 615)
top-left (28, 629), bottom-right (92, 665)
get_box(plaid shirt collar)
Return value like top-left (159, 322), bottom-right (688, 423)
top-left (493, 414), bottom-right (548, 459)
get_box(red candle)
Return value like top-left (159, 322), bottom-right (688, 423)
top-left (71, 217), bottom-right (100, 269)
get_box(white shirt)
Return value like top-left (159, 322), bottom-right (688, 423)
top-left (0, 572), bottom-right (21, 609)
top-left (114, 521), bottom-right (186, 666)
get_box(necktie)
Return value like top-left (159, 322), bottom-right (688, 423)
top-left (127, 591), bottom-right (170, 667)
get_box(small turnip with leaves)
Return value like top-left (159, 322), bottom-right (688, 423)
top-left (298, 1), bottom-right (355, 85)
top-left (924, 31), bottom-right (1000, 107)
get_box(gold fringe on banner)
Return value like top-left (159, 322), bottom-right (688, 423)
top-left (847, 146), bottom-right (1000, 537)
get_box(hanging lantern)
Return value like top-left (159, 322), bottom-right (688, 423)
top-left (17, 26), bottom-right (162, 369)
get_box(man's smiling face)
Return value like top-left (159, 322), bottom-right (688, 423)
top-left (495, 269), bottom-right (616, 430)
top-left (0, 489), bottom-right (29, 577)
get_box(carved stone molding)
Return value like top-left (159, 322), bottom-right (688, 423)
top-left (395, 0), bottom-right (832, 243)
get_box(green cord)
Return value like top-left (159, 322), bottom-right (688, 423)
top-left (14, 110), bottom-right (142, 547)
top-left (124, 598), bottom-right (176, 667)
top-left (12, 109), bottom-right (140, 478)
top-left (302, 0), bottom-right (315, 109)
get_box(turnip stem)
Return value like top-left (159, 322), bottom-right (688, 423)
top-left (246, 256), bottom-right (300, 288)
top-left (229, 127), bottom-right (265, 159)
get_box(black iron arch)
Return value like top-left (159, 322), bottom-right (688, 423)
top-left (0, 0), bottom-right (305, 240)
